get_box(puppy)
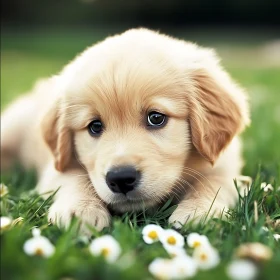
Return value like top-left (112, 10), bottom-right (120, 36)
top-left (1, 28), bottom-right (250, 232)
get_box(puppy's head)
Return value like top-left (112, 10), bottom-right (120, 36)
top-left (42, 29), bottom-right (250, 211)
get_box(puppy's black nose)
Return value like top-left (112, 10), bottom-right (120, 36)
top-left (106, 166), bottom-right (140, 194)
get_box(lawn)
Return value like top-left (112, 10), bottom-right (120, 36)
top-left (1, 27), bottom-right (280, 280)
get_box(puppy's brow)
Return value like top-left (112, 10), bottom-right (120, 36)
top-left (149, 97), bottom-right (188, 118)
top-left (64, 103), bottom-right (98, 129)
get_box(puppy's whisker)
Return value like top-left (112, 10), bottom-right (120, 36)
top-left (182, 166), bottom-right (211, 182)
top-left (170, 164), bottom-right (213, 190)
top-left (179, 171), bottom-right (209, 191)
top-left (169, 183), bottom-right (185, 200)
top-left (158, 173), bottom-right (201, 199)
top-left (140, 186), bottom-right (167, 204)
top-left (172, 178), bottom-right (198, 197)
top-left (178, 178), bottom-right (200, 195)
top-left (181, 167), bottom-right (214, 189)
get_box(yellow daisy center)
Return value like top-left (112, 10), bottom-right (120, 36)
top-left (178, 267), bottom-right (185, 274)
top-left (167, 236), bottom-right (176, 245)
top-left (200, 253), bottom-right (208, 261)
top-left (148, 230), bottom-right (158, 240)
top-left (193, 241), bottom-right (201, 248)
top-left (101, 247), bottom-right (110, 257)
top-left (34, 248), bottom-right (44, 256)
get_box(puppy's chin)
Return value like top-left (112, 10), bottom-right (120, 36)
top-left (99, 188), bottom-right (161, 213)
top-left (108, 195), bottom-right (160, 213)
top-left (89, 176), bottom-right (164, 212)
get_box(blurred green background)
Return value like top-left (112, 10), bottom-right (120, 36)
top-left (1, 0), bottom-right (280, 177)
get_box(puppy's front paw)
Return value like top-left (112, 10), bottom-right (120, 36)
top-left (168, 202), bottom-right (210, 229)
top-left (48, 198), bottom-right (111, 234)
top-left (169, 198), bottom-right (227, 228)
top-left (168, 209), bottom-right (192, 229)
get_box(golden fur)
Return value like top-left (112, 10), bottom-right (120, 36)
top-left (1, 28), bottom-right (250, 232)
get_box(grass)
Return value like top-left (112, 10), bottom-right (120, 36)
top-left (1, 27), bottom-right (280, 280)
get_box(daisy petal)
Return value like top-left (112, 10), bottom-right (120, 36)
top-left (149, 258), bottom-right (177, 280)
top-left (227, 259), bottom-right (258, 280)
top-left (89, 235), bottom-right (121, 263)
top-left (193, 245), bottom-right (220, 270)
top-left (187, 232), bottom-right (210, 249)
top-left (23, 235), bottom-right (55, 258)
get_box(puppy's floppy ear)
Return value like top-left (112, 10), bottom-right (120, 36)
top-left (41, 99), bottom-right (73, 172)
top-left (189, 68), bottom-right (250, 165)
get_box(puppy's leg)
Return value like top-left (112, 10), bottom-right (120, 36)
top-left (169, 175), bottom-right (237, 227)
top-left (37, 163), bottom-right (110, 234)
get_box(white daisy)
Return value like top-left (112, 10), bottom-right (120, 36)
top-left (159, 229), bottom-right (185, 247)
top-left (0, 183), bottom-right (8, 197)
top-left (226, 259), bottom-right (258, 280)
top-left (148, 258), bottom-right (177, 280)
top-left (89, 235), bottom-right (121, 263)
top-left (142, 224), bottom-right (164, 244)
top-left (260, 182), bottom-right (274, 192)
top-left (163, 244), bottom-right (187, 258)
top-left (149, 256), bottom-right (197, 279)
top-left (172, 255), bottom-right (198, 278)
top-left (187, 232), bottom-right (210, 248)
top-left (23, 228), bottom-right (55, 258)
top-left (0, 216), bottom-right (12, 231)
top-left (193, 244), bottom-right (220, 270)
top-left (273, 234), bottom-right (280, 241)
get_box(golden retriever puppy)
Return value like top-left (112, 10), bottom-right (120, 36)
top-left (1, 28), bottom-right (250, 231)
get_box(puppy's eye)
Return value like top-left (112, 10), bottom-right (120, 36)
top-left (147, 111), bottom-right (167, 127)
top-left (88, 120), bottom-right (103, 136)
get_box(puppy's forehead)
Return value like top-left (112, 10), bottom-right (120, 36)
top-left (64, 52), bottom-right (192, 128)
top-left (70, 75), bottom-right (185, 117)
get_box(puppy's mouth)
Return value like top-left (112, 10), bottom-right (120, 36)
top-left (109, 190), bottom-right (147, 204)
top-left (107, 190), bottom-right (158, 213)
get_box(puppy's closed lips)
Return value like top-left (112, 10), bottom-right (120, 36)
top-left (110, 192), bottom-right (145, 203)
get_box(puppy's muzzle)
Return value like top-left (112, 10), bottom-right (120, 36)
top-left (106, 165), bottom-right (141, 194)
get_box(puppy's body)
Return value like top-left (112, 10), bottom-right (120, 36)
top-left (1, 29), bottom-right (249, 231)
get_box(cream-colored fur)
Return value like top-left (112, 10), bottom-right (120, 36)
top-left (1, 28), bottom-right (250, 232)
